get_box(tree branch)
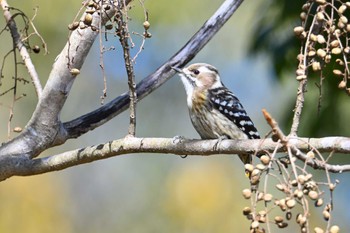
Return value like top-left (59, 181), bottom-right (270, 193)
top-left (1, 136), bottom-right (350, 181)
top-left (63, 0), bottom-right (245, 139)
top-left (116, 0), bottom-right (137, 136)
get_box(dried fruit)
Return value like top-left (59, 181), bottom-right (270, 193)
top-left (302, 3), bottom-right (310, 11)
top-left (339, 5), bottom-right (347, 14)
top-left (297, 175), bottom-right (306, 185)
top-left (317, 49), bottom-right (327, 58)
top-left (333, 69), bottom-right (343, 76)
top-left (286, 199), bottom-right (296, 208)
top-left (314, 227), bottom-right (324, 233)
top-left (32, 45), bottom-right (40, 54)
top-left (296, 69), bottom-right (305, 76)
top-left (296, 213), bottom-right (307, 225)
top-left (310, 33), bottom-right (318, 42)
top-left (286, 211), bottom-right (292, 220)
top-left (260, 155), bottom-right (270, 165)
top-left (70, 68), bottom-right (80, 76)
top-left (325, 203), bottom-right (332, 211)
top-left (312, 62), bottom-right (321, 71)
top-left (251, 220), bottom-right (259, 229)
top-left (274, 216), bottom-right (284, 223)
top-left (306, 151), bottom-right (315, 158)
top-left (84, 13), bottom-right (93, 25)
top-left (251, 169), bottom-right (260, 177)
top-left (13, 127), bottom-right (22, 133)
top-left (244, 164), bottom-right (254, 172)
top-left (308, 190), bottom-right (319, 200)
top-left (296, 75), bottom-right (307, 81)
top-left (316, 12), bottom-right (325, 21)
top-left (294, 26), bottom-right (304, 36)
top-left (334, 29), bottom-right (341, 36)
top-left (331, 47), bottom-right (342, 55)
top-left (276, 184), bottom-right (285, 192)
top-left (347, 24), bottom-right (350, 32)
top-left (257, 192), bottom-right (264, 201)
top-left (315, 198), bottom-right (324, 207)
top-left (340, 16), bottom-right (348, 24)
top-left (256, 164), bottom-right (265, 171)
top-left (316, 0), bottom-right (326, 5)
top-left (300, 12), bottom-right (307, 21)
top-left (305, 174), bottom-right (313, 181)
top-left (143, 21), bottom-right (150, 30)
top-left (243, 206), bottom-right (251, 215)
top-left (294, 189), bottom-right (304, 199)
top-left (264, 193), bottom-right (273, 202)
top-left (68, 21), bottom-right (79, 30)
top-left (277, 222), bottom-right (288, 228)
top-left (87, 0), bottom-right (94, 7)
top-left (330, 40), bottom-right (340, 48)
top-left (291, 179), bottom-right (298, 187)
top-left (338, 21), bottom-right (345, 29)
top-left (85, 9), bottom-right (95, 14)
top-left (323, 210), bottom-right (330, 221)
top-left (278, 198), bottom-right (287, 211)
top-left (336, 59), bottom-right (345, 66)
top-left (308, 50), bottom-right (316, 56)
top-left (338, 80), bottom-right (347, 89)
top-left (242, 189), bottom-right (251, 199)
top-left (317, 35), bottom-right (326, 44)
top-left (330, 225), bottom-right (340, 233)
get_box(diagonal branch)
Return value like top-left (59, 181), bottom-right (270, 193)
top-left (63, 0), bottom-right (245, 139)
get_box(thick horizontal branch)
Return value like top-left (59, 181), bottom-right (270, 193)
top-left (3, 136), bottom-right (350, 180)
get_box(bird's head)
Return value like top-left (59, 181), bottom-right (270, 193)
top-left (172, 63), bottom-right (223, 95)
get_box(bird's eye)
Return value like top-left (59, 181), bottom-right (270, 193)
top-left (193, 69), bottom-right (200, 75)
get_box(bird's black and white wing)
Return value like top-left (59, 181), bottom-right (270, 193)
top-left (208, 87), bottom-right (260, 139)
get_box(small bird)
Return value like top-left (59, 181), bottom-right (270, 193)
top-left (173, 63), bottom-right (260, 164)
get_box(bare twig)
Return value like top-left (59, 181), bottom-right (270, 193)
top-left (116, 0), bottom-right (137, 136)
top-left (262, 109), bottom-right (350, 173)
top-left (262, 109), bottom-right (287, 143)
top-left (0, 0), bottom-right (43, 98)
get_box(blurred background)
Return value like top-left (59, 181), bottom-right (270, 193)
top-left (0, 0), bottom-right (349, 232)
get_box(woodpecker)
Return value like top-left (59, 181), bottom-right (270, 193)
top-left (173, 63), bottom-right (260, 164)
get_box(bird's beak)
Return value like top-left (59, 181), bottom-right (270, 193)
top-left (171, 66), bottom-right (184, 74)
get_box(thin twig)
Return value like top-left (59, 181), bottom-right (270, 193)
top-left (98, 1), bottom-right (108, 103)
top-left (116, 0), bottom-right (137, 136)
top-left (0, 0), bottom-right (43, 98)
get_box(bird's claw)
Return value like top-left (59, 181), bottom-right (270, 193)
top-left (213, 135), bottom-right (228, 151)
